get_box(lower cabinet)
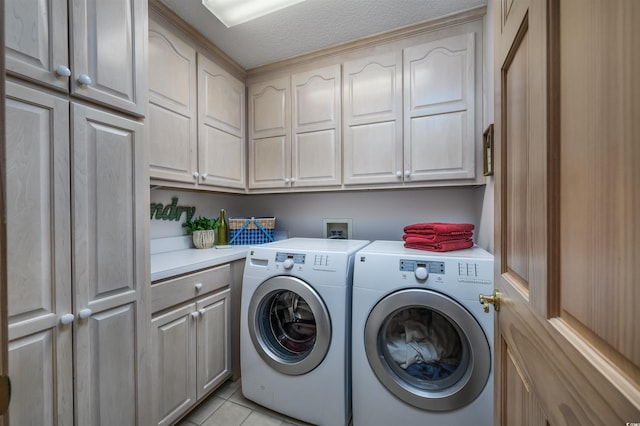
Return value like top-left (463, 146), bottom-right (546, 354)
top-left (151, 267), bottom-right (232, 426)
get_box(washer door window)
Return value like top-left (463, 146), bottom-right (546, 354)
top-left (248, 276), bottom-right (331, 376)
top-left (365, 289), bottom-right (490, 411)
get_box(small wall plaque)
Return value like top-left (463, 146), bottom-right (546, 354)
top-left (483, 124), bottom-right (494, 176)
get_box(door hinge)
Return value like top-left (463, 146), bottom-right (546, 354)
top-left (0, 375), bottom-right (11, 415)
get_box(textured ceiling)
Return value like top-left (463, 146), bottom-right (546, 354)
top-left (159, 0), bottom-right (487, 70)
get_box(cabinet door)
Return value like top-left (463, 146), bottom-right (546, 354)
top-left (198, 54), bottom-right (246, 190)
top-left (291, 65), bottom-right (342, 188)
top-left (72, 103), bottom-right (149, 425)
top-left (4, 0), bottom-right (70, 91)
top-left (196, 289), bottom-right (231, 399)
top-left (148, 18), bottom-right (198, 184)
top-left (343, 52), bottom-right (403, 185)
top-left (70, 0), bottom-right (147, 116)
top-left (404, 33), bottom-right (476, 182)
top-left (151, 304), bottom-right (197, 426)
top-left (5, 82), bottom-right (73, 426)
top-left (248, 77), bottom-right (291, 189)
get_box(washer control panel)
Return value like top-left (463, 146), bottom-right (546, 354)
top-left (399, 259), bottom-right (445, 274)
top-left (275, 252), bottom-right (306, 264)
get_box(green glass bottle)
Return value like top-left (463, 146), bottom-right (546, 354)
top-left (216, 209), bottom-right (229, 246)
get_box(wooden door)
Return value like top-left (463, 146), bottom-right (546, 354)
top-left (151, 304), bottom-right (197, 426)
top-left (72, 103), bottom-right (149, 425)
top-left (343, 52), bottom-right (403, 186)
top-left (248, 77), bottom-right (291, 189)
top-left (4, 0), bottom-right (69, 91)
top-left (291, 65), bottom-right (342, 188)
top-left (5, 81), bottom-right (72, 426)
top-left (148, 18), bottom-right (198, 185)
top-left (493, 0), bottom-right (640, 424)
top-left (70, 0), bottom-right (147, 116)
top-left (196, 289), bottom-right (231, 399)
top-left (404, 33), bottom-right (476, 182)
top-left (198, 53), bottom-right (246, 190)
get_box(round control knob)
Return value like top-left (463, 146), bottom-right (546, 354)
top-left (283, 258), bottom-right (295, 269)
top-left (415, 267), bottom-right (428, 280)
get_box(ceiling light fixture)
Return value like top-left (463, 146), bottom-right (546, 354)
top-left (202, 0), bottom-right (308, 28)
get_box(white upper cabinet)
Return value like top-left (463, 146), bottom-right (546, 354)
top-left (249, 65), bottom-right (341, 190)
top-left (148, 17), bottom-right (246, 192)
top-left (248, 76), bottom-right (291, 189)
top-left (343, 52), bottom-right (403, 185)
top-left (148, 18), bottom-right (198, 184)
top-left (198, 54), bottom-right (246, 190)
top-left (5, 0), bottom-right (147, 116)
top-left (403, 33), bottom-right (476, 182)
top-left (292, 65), bottom-right (342, 188)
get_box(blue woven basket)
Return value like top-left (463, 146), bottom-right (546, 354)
top-left (228, 217), bottom-right (275, 245)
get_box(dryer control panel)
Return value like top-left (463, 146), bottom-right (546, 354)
top-left (399, 259), bottom-right (445, 274)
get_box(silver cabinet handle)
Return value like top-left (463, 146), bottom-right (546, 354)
top-left (190, 311), bottom-right (200, 319)
top-left (199, 308), bottom-right (206, 316)
top-left (193, 171), bottom-right (199, 179)
top-left (55, 65), bottom-right (71, 77)
top-left (60, 313), bottom-right (75, 325)
top-left (78, 308), bottom-right (92, 319)
top-left (195, 283), bottom-right (203, 291)
top-left (77, 74), bottom-right (92, 85)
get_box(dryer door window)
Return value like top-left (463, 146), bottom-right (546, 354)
top-left (248, 276), bottom-right (331, 376)
top-left (364, 288), bottom-right (490, 411)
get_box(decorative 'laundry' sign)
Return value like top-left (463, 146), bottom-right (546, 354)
top-left (150, 197), bottom-right (196, 222)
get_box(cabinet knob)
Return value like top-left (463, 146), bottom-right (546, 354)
top-left (60, 313), bottom-right (75, 325)
top-left (290, 177), bottom-right (296, 183)
top-left (201, 173), bottom-right (208, 180)
top-left (284, 178), bottom-right (290, 184)
top-left (77, 74), bottom-right (92, 85)
top-left (55, 65), bottom-right (71, 77)
top-left (404, 170), bottom-right (411, 178)
top-left (396, 171), bottom-right (402, 178)
top-left (78, 309), bottom-right (92, 319)
top-left (190, 311), bottom-right (200, 319)
top-left (195, 283), bottom-right (203, 291)
top-left (193, 171), bottom-right (199, 179)
top-left (199, 308), bottom-right (207, 316)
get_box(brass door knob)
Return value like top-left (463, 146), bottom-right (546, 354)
top-left (479, 290), bottom-right (501, 313)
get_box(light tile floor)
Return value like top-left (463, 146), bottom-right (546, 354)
top-left (177, 379), bottom-right (315, 426)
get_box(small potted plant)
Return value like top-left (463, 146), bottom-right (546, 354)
top-left (182, 216), bottom-right (219, 249)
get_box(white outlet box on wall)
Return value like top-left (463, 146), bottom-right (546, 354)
top-left (323, 218), bottom-right (352, 239)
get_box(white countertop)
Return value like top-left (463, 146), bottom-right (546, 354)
top-left (151, 236), bottom-right (249, 282)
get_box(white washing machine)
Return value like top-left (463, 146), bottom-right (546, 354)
top-left (352, 241), bottom-right (494, 426)
top-left (241, 238), bottom-right (370, 426)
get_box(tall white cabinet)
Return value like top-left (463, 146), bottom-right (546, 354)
top-left (4, 0), bottom-right (149, 424)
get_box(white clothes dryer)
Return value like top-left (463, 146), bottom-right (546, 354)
top-left (241, 238), bottom-right (370, 426)
top-left (351, 241), bottom-right (494, 426)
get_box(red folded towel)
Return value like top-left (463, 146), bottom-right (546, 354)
top-left (403, 222), bottom-right (475, 235)
top-left (403, 233), bottom-right (473, 243)
top-left (404, 239), bottom-right (474, 252)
